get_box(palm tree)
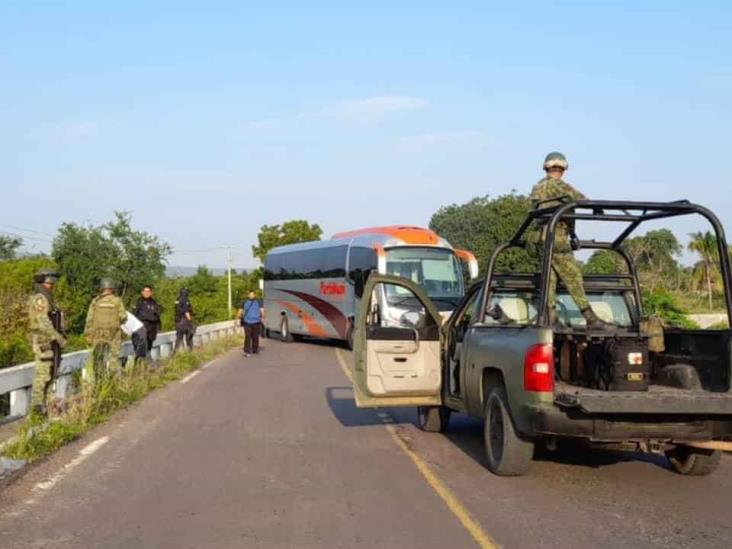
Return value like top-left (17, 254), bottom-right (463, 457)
top-left (688, 231), bottom-right (719, 310)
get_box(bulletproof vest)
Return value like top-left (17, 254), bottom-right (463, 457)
top-left (92, 296), bottom-right (122, 331)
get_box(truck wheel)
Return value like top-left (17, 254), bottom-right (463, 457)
top-left (417, 406), bottom-right (451, 432)
top-left (483, 385), bottom-right (534, 476)
top-left (280, 317), bottom-right (293, 343)
top-left (666, 446), bottom-right (722, 476)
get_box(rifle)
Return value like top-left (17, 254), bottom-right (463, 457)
top-left (49, 309), bottom-right (65, 380)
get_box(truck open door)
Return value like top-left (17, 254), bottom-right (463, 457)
top-left (352, 274), bottom-right (444, 408)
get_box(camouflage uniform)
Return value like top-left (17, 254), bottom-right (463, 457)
top-left (84, 293), bottom-right (127, 384)
top-left (27, 289), bottom-right (65, 410)
top-left (529, 175), bottom-right (590, 311)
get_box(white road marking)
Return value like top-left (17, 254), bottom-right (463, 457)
top-left (180, 371), bottom-right (200, 384)
top-left (201, 360), bottom-right (216, 370)
top-left (34, 436), bottom-right (110, 493)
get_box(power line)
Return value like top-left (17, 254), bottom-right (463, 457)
top-left (0, 223), bottom-right (55, 238)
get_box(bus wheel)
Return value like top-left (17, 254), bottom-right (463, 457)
top-left (280, 317), bottom-right (293, 343)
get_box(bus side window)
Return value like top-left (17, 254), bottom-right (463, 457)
top-left (349, 247), bottom-right (378, 298)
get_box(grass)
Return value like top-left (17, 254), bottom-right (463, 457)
top-left (2, 334), bottom-right (243, 462)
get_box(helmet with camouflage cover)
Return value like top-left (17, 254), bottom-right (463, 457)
top-left (99, 277), bottom-right (117, 291)
top-left (543, 151), bottom-right (568, 171)
top-left (33, 268), bottom-right (60, 285)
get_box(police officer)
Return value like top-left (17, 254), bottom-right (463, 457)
top-left (133, 285), bottom-right (162, 352)
top-left (84, 278), bottom-right (127, 384)
top-left (174, 288), bottom-right (195, 352)
top-left (27, 269), bottom-right (66, 417)
top-left (530, 152), bottom-right (613, 330)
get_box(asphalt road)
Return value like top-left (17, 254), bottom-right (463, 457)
top-left (0, 338), bottom-right (730, 548)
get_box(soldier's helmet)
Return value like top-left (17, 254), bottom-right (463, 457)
top-left (33, 268), bottom-right (60, 285)
top-left (99, 277), bottom-right (117, 290)
top-left (543, 151), bottom-right (568, 171)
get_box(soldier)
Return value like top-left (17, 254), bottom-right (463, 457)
top-left (27, 269), bottom-right (66, 417)
top-left (84, 278), bottom-right (127, 384)
top-left (530, 152), bottom-right (613, 330)
top-left (174, 288), bottom-right (195, 352)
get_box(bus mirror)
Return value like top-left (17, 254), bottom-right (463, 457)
top-left (455, 249), bottom-right (480, 280)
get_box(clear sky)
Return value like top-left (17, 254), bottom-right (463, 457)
top-left (1, 1), bottom-right (730, 269)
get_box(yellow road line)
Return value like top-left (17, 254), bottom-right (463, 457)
top-left (334, 349), bottom-right (498, 549)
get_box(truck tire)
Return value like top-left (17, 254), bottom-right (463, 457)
top-left (666, 446), bottom-right (722, 476)
top-left (280, 317), bottom-right (293, 343)
top-left (417, 406), bottom-right (451, 433)
top-left (483, 385), bottom-right (534, 476)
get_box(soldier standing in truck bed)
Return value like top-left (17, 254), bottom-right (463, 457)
top-left (530, 152), bottom-right (613, 330)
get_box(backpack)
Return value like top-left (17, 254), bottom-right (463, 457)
top-left (93, 297), bottom-right (122, 331)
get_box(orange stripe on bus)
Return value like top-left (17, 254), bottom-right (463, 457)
top-left (275, 300), bottom-right (330, 338)
top-left (333, 225), bottom-right (439, 245)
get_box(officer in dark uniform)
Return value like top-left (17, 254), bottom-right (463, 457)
top-left (133, 285), bottom-right (162, 352)
top-left (174, 288), bottom-right (195, 352)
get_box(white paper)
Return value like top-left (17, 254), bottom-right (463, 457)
top-left (122, 312), bottom-right (144, 335)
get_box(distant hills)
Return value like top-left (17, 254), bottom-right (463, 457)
top-left (165, 266), bottom-right (251, 277)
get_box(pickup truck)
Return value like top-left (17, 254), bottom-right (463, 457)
top-left (351, 200), bottom-right (732, 476)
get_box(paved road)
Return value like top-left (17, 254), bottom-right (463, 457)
top-left (0, 339), bottom-right (730, 548)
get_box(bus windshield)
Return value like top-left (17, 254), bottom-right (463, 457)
top-left (385, 247), bottom-right (463, 307)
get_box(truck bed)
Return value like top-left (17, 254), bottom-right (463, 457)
top-left (554, 381), bottom-right (732, 415)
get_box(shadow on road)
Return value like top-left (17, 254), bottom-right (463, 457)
top-left (441, 413), bottom-right (671, 472)
top-left (325, 387), bottom-right (672, 472)
top-left (325, 387), bottom-right (419, 427)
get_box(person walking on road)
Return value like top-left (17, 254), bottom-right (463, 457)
top-left (174, 288), bottom-right (195, 352)
top-left (133, 285), bottom-right (162, 353)
top-left (27, 269), bottom-right (66, 418)
top-left (237, 291), bottom-right (264, 357)
top-left (84, 278), bottom-right (127, 386)
top-left (529, 152), bottom-right (613, 331)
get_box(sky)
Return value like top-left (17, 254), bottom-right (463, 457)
top-left (1, 1), bottom-right (731, 270)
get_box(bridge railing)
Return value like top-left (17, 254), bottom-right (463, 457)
top-left (0, 320), bottom-right (240, 420)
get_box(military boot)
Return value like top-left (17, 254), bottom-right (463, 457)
top-left (548, 308), bottom-right (566, 330)
top-left (581, 307), bottom-right (616, 331)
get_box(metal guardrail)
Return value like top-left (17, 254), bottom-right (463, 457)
top-left (0, 320), bottom-right (240, 419)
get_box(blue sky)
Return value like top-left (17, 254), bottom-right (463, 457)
top-left (1, 1), bottom-right (730, 269)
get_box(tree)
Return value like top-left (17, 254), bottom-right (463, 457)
top-left (0, 235), bottom-right (23, 260)
top-left (429, 192), bottom-right (535, 274)
top-left (52, 212), bottom-right (171, 332)
top-left (623, 229), bottom-right (682, 292)
top-left (583, 250), bottom-right (628, 275)
top-left (688, 231), bottom-right (719, 311)
top-left (252, 220), bottom-right (322, 264)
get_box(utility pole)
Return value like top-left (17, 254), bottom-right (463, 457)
top-left (224, 245), bottom-right (233, 318)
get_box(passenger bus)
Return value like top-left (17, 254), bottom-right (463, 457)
top-left (263, 226), bottom-right (479, 348)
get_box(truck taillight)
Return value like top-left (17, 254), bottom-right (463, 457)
top-left (524, 343), bottom-right (554, 392)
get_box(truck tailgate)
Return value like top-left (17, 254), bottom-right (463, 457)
top-left (554, 382), bottom-right (732, 414)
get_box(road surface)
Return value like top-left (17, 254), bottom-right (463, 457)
top-left (0, 339), bottom-right (730, 548)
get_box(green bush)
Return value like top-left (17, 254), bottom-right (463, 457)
top-left (643, 290), bottom-right (698, 329)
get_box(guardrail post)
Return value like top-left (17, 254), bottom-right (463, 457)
top-left (159, 342), bottom-right (172, 358)
top-left (55, 375), bottom-right (73, 400)
top-left (10, 387), bottom-right (30, 417)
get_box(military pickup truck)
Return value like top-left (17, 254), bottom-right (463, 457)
top-left (351, 200), bottom-right (732, 476)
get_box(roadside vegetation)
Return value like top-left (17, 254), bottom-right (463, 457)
top-left (2, 335), bottom-right (242, 462)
